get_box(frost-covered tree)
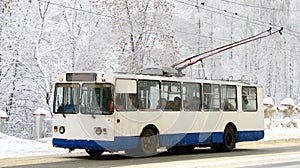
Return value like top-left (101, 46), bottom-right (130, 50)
top-left (0, 0), bottom-right (37, 121)
top-left (80, 0), bottom-right (177, 73)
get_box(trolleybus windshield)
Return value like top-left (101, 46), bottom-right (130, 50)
top-left (54, 83), bottom-right (80, 114)
top-left (81, 83), bottom-right (113, 115)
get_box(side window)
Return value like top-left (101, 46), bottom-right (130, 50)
top-left (242, 86), bottom-right (257, 111)
top-left (203, 84), bottom-right (220, 111)
top-left (183, 83), bottom-right (201, 111)
top-left (138, 80), bottom-right (160, 110)
top-left (115, 79), bottom-right (137, 111)
top-left (221, 85), bottom-right (237, 111)
top-left (161, 81), bottom-right (181, 111)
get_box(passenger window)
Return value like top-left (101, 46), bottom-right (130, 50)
top-left (204, 84), bottom-right (220, 111)
top-left (161, 81), bottom-right (181, 111)
top-left (242, 86), bottom-right (257, 111)
top-left (115, 79), bottom-right (137, 111)
top-left (221, 85), bottom-right (237, 111)
top-left (138, 80), bottom-right (160, 110)
top-left (183, 83), bottom-right (201, 111)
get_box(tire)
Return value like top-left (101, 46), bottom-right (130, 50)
top-left (139, 128), bottom-right (158, 157)
top-left (86, 149), bottom-right (104, 158)
top-left (221, 126), bottom-right (236, 152)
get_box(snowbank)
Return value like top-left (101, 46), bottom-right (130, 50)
top-left (0, 133), bottom-right (68, 158)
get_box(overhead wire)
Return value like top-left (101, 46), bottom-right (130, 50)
top-left (37, 0), bottom-right (300, 50)
top-left (39, 0), bottom-right (300, 38)
top-left (175, 0), bottom-right (300, 38)
top-left (37, 0), bottom-right (116, 20)
top-left (219, 0), bottom-right (300, 12)
top-left (217, 0), bottom-right (300, 37)
top-left (176, 0), bottom-right (270, 27)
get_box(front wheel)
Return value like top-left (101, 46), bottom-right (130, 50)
top-left (139, 128), bottom-right (158, 157)
top-left (86, 149), bottom-right (104, 158)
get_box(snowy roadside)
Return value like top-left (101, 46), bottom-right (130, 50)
top-left (0, 125), bottom-right (300, 159)
top-left (0, 133), bottom-right (74, 159)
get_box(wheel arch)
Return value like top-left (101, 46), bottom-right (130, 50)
top-left (225, 122), bottom-right (237, 133)
top-left (140, 124), bottom-right (160, 136)
top-left (225, 122), bottom-right (238, 139)
top-left (140, 124), bottom-right (160, 147)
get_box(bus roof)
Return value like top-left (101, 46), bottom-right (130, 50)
top-left (59, 70), bottom-right (261, 87)
top-left (110, 72), bottom-right (260, 87)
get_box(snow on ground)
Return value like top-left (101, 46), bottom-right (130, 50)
top-left (263, 118), bottom-right (300, 140)
top-left (0, 133), bottom-right (72, 158)
top-left (0, 120), bottom-right (300, 159)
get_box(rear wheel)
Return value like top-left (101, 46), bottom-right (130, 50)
top-left (86, 149), bottom-right (104, 158)
top-left (221, 126), bottom-right (236, 152)
top-left (211, 126), bottom-right (236, 152)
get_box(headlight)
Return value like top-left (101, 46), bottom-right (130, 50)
top-left (59, 126), bottom-right (65, 134)
top-left (95, 127), bottom-right (102, 135)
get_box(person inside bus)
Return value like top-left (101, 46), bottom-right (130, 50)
top-left (173, 96), bottom-right (181, 111)
top-left (165, 100), bottom-right (174, 110)
top-left (185, 97), bottom-right (200, 111)
top-left (223, 98), bottom-right (235, 111)
top-left (190, 97), bottom-right (200, 110)
top-left (242, 91), bottom-right (249, 110)
top-left (183, 100), bottom-right (190, 109)
top-left (156, 98), bottom-right (167, 110)
top-left (128, 94), bottom-right (138, 110)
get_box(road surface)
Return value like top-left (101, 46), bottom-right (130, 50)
top-left (1, 139), bottom-right (300, 168)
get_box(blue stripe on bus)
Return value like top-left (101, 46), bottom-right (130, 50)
top-left (52, 130), bottom-right (264, 151)
top-left (236, 130), bottom-right (264, 142)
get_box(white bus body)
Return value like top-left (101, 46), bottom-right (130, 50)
top-left (52, 71), bottom-right (264, 157)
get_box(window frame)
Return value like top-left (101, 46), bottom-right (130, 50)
top-left (182, 82), bottom-right (202, 111)
top-left (53, 83), bottom-right (80, 114)
top-left (203, 83), bottom-right (221, 111)
top-left (81, 83), bottom-right (114, 115)
top-left (242, 86), bottom-right (258, 112)
top-left (115, 79), bottom-right (138, 111)
top-left (221, 85), bottom-right (237, 111)
top-left (161, 81), bottom-right (182, 111)
top-left (138, 79), bottom-right (160, 111)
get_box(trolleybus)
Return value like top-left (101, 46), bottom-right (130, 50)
top-left (52, 67), bottom-right (264, 157)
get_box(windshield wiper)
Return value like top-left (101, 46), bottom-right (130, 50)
top-left (89, 107), bottom-right (96, 119)
top-left (62, 111), bottom-right (66, 118)
top-left (91, 112), bottom-right (96, 119)
top-left (58, 105), bottom-right (66, 118)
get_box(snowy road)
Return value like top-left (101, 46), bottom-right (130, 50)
top-left (1, 139), bottom-right (300, 168)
